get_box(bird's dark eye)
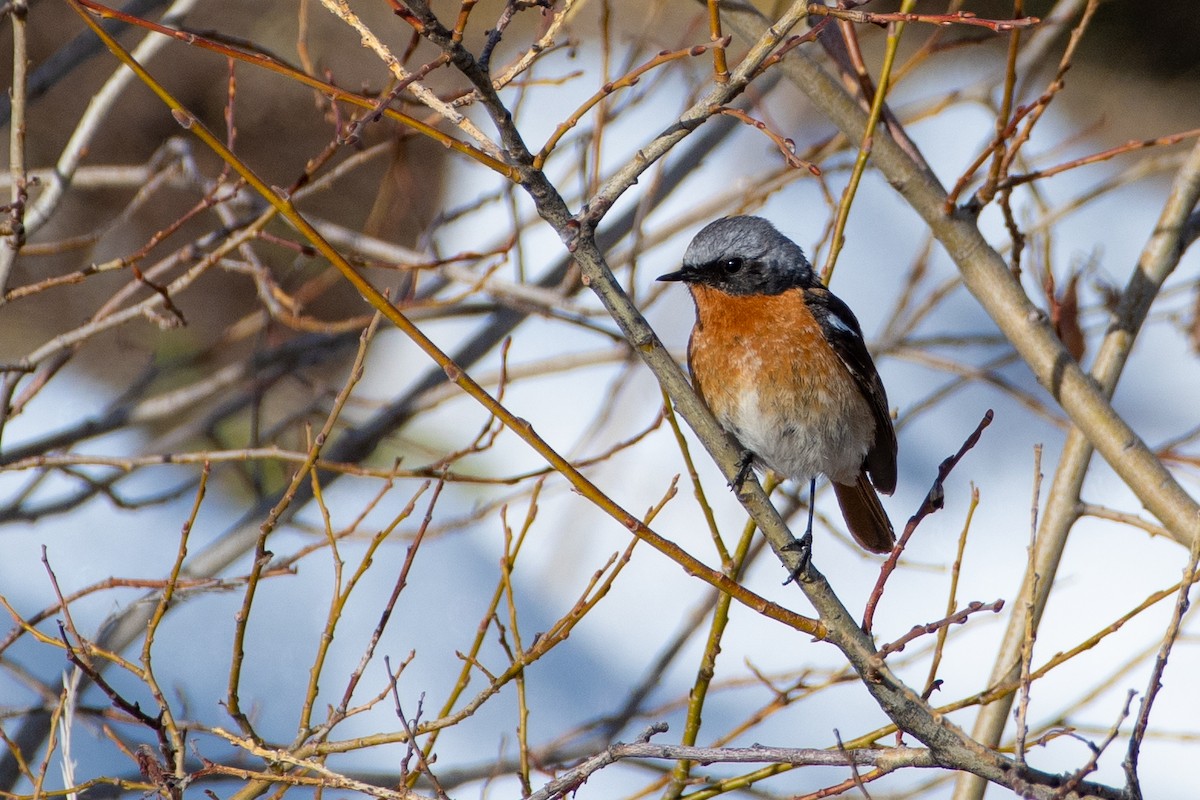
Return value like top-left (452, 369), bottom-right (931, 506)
top-left (723, 258), bottom-right (744, 274)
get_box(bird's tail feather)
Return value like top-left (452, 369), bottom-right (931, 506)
top-left (833, 474), bottom-right (895, 554)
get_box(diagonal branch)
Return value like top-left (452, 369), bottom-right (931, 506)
top-left (960, 134), bottom-right (1200, 800)
top-left (721, 3), bottom-right (1200, 547)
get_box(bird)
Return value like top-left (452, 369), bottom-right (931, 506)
top-left (657, 215), bottom-right (897, 554)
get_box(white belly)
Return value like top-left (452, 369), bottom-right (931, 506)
top-left (720, 383), bottom-right (874, 485)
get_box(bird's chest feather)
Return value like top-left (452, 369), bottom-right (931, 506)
top-left (686, 288), bottom-right (873, 482)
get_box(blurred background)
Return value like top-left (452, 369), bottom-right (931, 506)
top-left (2, 1), bottom-right (1199, 798)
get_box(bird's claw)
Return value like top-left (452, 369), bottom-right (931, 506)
top-left (729, 450), bottom-right (756, 491)
top-left (782, 531), bottom-right (813, 584)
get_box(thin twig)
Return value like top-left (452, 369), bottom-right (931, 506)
top-left (535, 41), bottom-right (727, 170)
top-left (318, 0), bottom-right (502, 158)
top-left (806, 5), bottom-right (1038, 32)
top-left (862, 409), bottom-right (994, 634)
top-left (823, 0), bottom-right (917, 282)
top-left (1122, 531), bottom-right (1200, 798)
top-left (715, 107), bottom-right (821, 173)
top-left (997, 127), bottom-right (1200, 191)
top-left (878, 600), bottom-right (1005, 658)
top-left (922, 487), bottom-right (979, 699)
top-left (527, 725), bottom-right (938, 800)
top-left (1015, 445), bottom-right (1044, 769)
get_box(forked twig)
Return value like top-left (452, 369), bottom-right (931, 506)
top-left (862, 409), bottom-right (994, 634)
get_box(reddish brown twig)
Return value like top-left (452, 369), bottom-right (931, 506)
top-left (534, 41), bottom-right (728, 170)
top-left (340, 53), bottom-right (452, 146)
top-left (998, 127), bottom-right (1200, 191)
top-left (754, 22), bottom-right (831, 78)
top-left (878, 599), bottom-right (1005, 657)
top-left (58, 624), bottom-right (170, 745)
top-left (862, 409), bottom-right (994, 634)
top-left (715, 107), bottom-right (821, 174)
top-left (944, 107), bottom-right (1027, 212)
top-left (945, 1), bottom-right (1100, 212)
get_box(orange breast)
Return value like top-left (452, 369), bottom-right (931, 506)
top-left (685, 286), bottom-right (875, 484)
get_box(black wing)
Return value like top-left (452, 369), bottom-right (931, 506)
top-left (804, 287), bottom-right (897, 494)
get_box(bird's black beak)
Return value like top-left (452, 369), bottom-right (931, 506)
top-left (656, 266), bottom-right (688, 282)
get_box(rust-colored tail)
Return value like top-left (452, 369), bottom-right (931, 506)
top-left (833, 473), bottom-right (895, 554)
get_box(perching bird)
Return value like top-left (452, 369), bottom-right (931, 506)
top-left (658, 216), bottom-right (897, 553)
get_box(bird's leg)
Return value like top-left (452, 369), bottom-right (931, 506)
top-left (783, 477), bottom-right (816, 584)
top-left (804, 476), bottom-right (816, 537)
top-left (729, 450), bottom-right (756, 491)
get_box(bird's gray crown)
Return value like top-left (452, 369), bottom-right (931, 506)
top-left (673, 216), bottom-right (817, 296)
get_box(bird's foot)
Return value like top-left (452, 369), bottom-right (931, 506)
top-left (781, 531), bottom-right (813, 585)
top-left (729, 451), bottom-right (756, 491)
